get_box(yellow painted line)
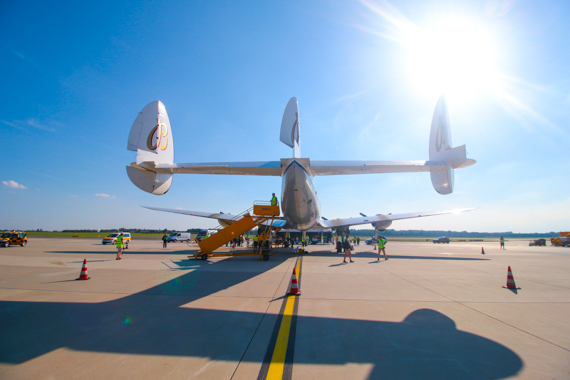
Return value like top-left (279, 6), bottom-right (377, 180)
top-left (266, 295), bottom-right (296, 379)
top-left (265, 258), bottom-right (302, 379)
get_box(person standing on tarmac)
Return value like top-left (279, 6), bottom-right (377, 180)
top-left (116, 232), bottom-right (124, 260)
top-left (500, 236), bottom-right (505, 250)
top-left (162, 233), bottom-right (168, 249)
top-left (343, 236), bottom-right (353, 263)
top-left (377, 236), bottom-right (387, 261)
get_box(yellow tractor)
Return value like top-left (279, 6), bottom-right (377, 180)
top-left (1, 231), bottom-right (27, 247)
top-left (551, 232), bottom-right (570, 247)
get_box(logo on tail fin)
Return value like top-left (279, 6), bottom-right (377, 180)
top-left (147, 118), bottom-right (168, 151)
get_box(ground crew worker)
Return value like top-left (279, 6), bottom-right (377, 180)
top-left (162, 233), bottom-right (168, 249)
top-left (377, 236), bottom-right (387, 261)
top-left (253, 235), bottom-right (259, 249)
top-left (500, 236), bottom-right (505, 250)
top-left (116, 232), bottom-right (124, 260)
top-left (343, 236), bottom-right (353, 263)
top-left (271, 193), bottom-right (278, 206)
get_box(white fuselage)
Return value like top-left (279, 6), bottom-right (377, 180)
top-left (280, 159), bottom-right (321, 230)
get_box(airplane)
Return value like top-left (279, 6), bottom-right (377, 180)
top-left (125, 95), bottom-right (475, 241)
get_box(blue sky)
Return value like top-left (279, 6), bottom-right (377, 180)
top-left (1, 0), bottom-right (568, 233)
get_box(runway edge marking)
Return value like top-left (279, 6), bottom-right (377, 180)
top-left (258, 256), bottom-right (302, 380)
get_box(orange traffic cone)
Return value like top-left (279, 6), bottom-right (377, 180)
top-left (481, 247), bottom-right (485, 254)
top-left (76, 259), bottom-right (90, 280)
top-left (288, 267), bottom-right (301, 295)
top-left (502, 266), bottom-right (520, 289)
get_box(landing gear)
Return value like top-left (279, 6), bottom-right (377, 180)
top-left (201, 253), bottom-right (208, 260)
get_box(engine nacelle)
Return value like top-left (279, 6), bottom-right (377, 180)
top-left (372, 219), bottom-right (392, 231)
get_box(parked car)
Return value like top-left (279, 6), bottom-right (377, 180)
top-left (433, 236), bottom-right (450, 244)
top-left (167, 232), bottom-right (191, 243)
top-left (529, 239), bottom-right (546, 246)
top-left (195, 230), bottom-right (217, 242)
top-left (102, 232), bottom-right (131, 245)
top-left (365, 236), bottom-right (387, 245)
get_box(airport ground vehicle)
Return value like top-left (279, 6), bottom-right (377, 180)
top-left (529, 239), bottom-right (546, 246)
top-left (1, 231), bottom-right (27, 247)
top-left (195, 230), bottom-right (217, 243)
top-left (102, 232), bottom-right (131, 245)
top-left (167, 232), bottom-right (191, 242)
top-left (433, 236), bottom-right (450, 244)
top-left (365, 236), bottom-right (387, 245)
top-left (551, 232), bottom-right (570, 247)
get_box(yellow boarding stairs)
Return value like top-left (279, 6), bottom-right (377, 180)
top-left (189, 201), bottom-right (280, 261)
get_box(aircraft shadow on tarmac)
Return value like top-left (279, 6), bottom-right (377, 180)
top-left (0, 256), bottom-right (520, 379)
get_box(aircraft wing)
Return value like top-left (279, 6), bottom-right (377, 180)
top-left (132, 161), bottom-right (282, 176)
top-left (319, 208), bottom-right (476, 229)
top-left (142, 206), bottom-right (287, 227)
top-left (309, 159), bottom-right (476, 176)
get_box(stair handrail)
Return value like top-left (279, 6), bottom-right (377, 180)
top-left (208, 206), bottom-right (254, 234)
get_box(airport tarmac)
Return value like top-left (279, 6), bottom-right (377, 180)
top-left (0, 238), bottom-right (569, 379)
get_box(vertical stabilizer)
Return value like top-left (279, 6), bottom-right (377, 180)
top-left (127, 100), bottom-right (174, 165)
top-left (429, 95), bottom-right (470, 195)
top-left (126, 100), bottom-right (174, 195)
top-left (280, 97), bottom-right (301, 158)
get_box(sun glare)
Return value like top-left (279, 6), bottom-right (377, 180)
top-left (402, 20), bottom-right (501, 99)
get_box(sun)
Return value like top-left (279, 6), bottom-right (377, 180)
top-left (401, 19), bottom-right (502, 100)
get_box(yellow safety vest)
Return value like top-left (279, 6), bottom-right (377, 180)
top-left (253, 236), bottom-right (259, 242)
top-left (271, 196), bottom-right (278, 206)
top-left (116, 235), bottom-right (124, 248)
top-left (378, 238), bottom-right (385, 249)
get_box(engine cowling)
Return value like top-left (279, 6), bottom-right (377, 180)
top-left (372, 219), bottom-right (392, 231)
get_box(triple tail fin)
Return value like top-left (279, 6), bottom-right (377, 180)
top-left (280, 97), bottom-right (301, 158)
top-left (126, 100), bottom-right (174, 195)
